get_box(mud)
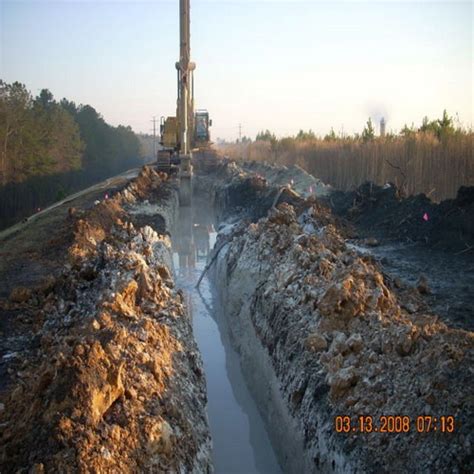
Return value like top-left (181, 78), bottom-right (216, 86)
top-left (346, 241), bottom-right (474, 331)
top-left (0, 167), bottom-right (212, 473)
top-left (329, 182), bottom-right (474, 252)
top-left (325, 182), bottom-right (474, 331)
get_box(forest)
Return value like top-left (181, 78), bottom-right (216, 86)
top-left (0, 81), bottom-right (143, 229)
top-left (219, 112), bottom-right (473, 201)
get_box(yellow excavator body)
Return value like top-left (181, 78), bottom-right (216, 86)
top-left (161, 116), bottom-right (178, 149)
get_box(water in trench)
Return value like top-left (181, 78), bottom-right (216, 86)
top-left (171, 203), bottom-right (281, 474)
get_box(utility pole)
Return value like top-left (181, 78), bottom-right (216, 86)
top-left (151, 116), bottom-right (157, 159)
top-left (239, 123), bottom-right (242, 142)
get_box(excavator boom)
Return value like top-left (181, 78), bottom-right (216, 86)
top-left (157, 0), bottom-right (211, 205)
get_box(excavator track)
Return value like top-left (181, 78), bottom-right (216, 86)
top-left (157, 151), bottom-right (171, 174)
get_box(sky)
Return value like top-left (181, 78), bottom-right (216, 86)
top-left (0, 0), bottom-right (472, 140)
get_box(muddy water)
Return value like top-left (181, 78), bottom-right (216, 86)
top-left (171, 205), bottom-right (281, 474)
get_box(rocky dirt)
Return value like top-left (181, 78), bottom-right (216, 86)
top-left (197, 156), bottom-right (473, 473)
top-left (240, 161), bottom-right (331, 198)
top-left (0, 170), bottom-right (140, 300)
top-left (0, 167), bottom-right (212, 473)
top-left (212, 201), bottom-right (473, 473)
top-left (194, 156), bottom-right (321, 225)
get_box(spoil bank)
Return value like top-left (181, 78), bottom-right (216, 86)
top-left (329, 181), bottom-right (474, 252)
top-left (0, 167), bottom-right (212, 472)
top-left (196, 156), bottom-right (473, 473)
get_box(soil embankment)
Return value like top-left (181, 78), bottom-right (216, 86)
top-left (0, 167), bottom-right (212, 472)
top-left (196, 156), bottom-right (473, 473)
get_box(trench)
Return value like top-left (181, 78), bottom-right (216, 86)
top-left (171, 198), bottom-right (282, 474)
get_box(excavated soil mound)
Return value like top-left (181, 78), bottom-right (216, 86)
top-left (213, 200), bottom-right (474, 473)
top-left (0, 167), bottom-right (211, 473)
top-left (329, 182), bottom-right (474, 251)
top-left (241, 161), bottom-right (331, 197)
top-left (195, 157), bottom-right (331, 225)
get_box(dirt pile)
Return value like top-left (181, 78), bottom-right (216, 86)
top-left (241, 161), bottom-right (331, 198)
top-left (0, 167), bottom-right (212, 473)
top-left (330, 182), bottom-right (474, 251)
top-left (0, 171), bottom-right (141, 301)
top-left (194, 156), bottom-right (314, 223)
top-left (212, 199), bottom-right (473, 472)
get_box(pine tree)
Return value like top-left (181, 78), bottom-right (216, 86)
top-left (362, 118), bottom-right (375, 143)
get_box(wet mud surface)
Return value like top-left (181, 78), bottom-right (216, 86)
top-left (348, 241), bottom-right (474, 331)
top-left (329, 182), bottom-right (474, 251)
top-left (326, 181), bottom-right (474, 331)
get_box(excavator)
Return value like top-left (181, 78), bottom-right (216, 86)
top-left (157, 0), bottom-right (212, 206)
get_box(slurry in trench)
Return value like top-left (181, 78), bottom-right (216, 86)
top-left (172, 207), bottom-right (281, 474)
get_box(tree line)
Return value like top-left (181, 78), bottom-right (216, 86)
top-left (0, 81), bottom-right (143, 229)
top-left (253, 110), bottom-right (463, 145)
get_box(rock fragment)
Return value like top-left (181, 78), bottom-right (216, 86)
top-left (328, 366), bottom-right (358, 397)
top-left (9, 286), bottom-right (32, 303)
top-left (417, 275), bottom-right (431, 294)
top-left (346, 333), bottom-right (363, 353)
top-left (304, 333), bottom-right (328, 352)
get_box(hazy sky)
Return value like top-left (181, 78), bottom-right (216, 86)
top-left (1, 1), bottom-right (472, 140)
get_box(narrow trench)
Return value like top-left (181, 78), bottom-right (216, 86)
top-left (171, 198), bottom-right (282, 474)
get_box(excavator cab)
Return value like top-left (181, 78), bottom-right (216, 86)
top-left (194, 110), bottom-right (211, 145)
